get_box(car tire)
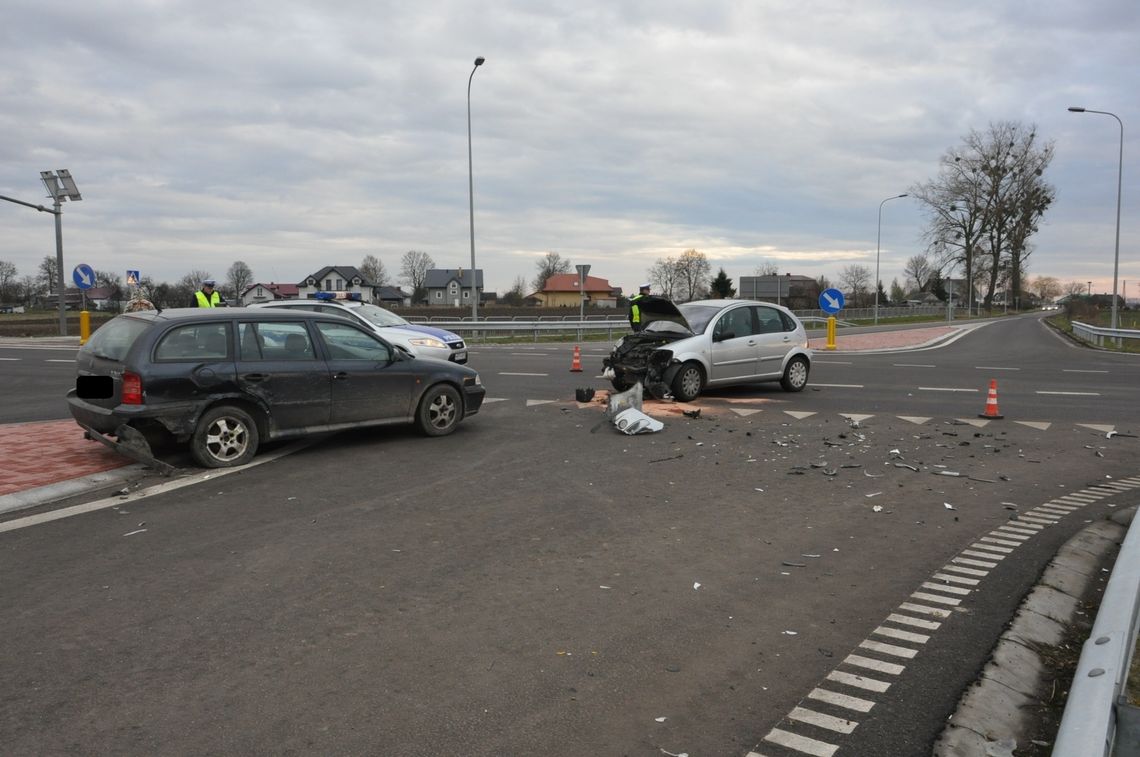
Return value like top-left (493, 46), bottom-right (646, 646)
top-left (191, 404), bottom-right (259, 468)
top-left (416, 384), bottom-right (463, 437)
top-left (780, 356), bottom-right (810, 392)
top-left (671, 362), bottom-right (705, 402)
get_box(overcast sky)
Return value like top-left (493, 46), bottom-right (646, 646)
top-left (1, 0), bottom-right (1136, 299)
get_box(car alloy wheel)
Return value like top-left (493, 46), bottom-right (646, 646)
top-left (191, 405), bottom-right (259, 468)
top-left (417, 384), bottom-right (462, 437)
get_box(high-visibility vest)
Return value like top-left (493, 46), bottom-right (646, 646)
top-left (629, 293), bottom-right (645, 325)
top-left (195, 290), bottom-right (222, 308)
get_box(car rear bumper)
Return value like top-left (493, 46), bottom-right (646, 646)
top-left (66, 389), bottom-right (200, 437)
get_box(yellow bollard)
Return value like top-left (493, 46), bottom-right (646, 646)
top-left (79, 310), bottom-right (91, 345)
top-left (826, 316), bottom-right (836, 350)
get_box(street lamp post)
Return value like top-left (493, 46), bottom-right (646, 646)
top-left (1068, 107), bottom-right (1124, 330)
top-left (467, 56), bottom-right (485, 323)
top-left (875, 193), bottom-right (907, 325)
top-left (2, 170), bottom-right (81, 336)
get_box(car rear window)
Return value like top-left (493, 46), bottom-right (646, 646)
top-left (81, 316), bottom-right (152, 361)
top-left (154, 323), bottom-right (232, 361)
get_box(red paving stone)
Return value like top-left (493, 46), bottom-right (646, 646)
top-left (0, 419), bottom-right (129, 496)
top-left (809, 325), bottom-right (957, 351)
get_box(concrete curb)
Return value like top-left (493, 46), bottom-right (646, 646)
top-left (0, 464), bottom-right (148, 516)
top-left (933, 507), bottom-right (1136, 755)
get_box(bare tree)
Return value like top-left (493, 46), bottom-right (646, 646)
top-left (532, 252), bottom-right (571, 293)
top-left (400, 250), bottom-right (435, 302)
top-left (502, 276), bottom-right (528, 306)
top-left (648, 256), bottom-right (679, 300)
top-left (674, 249), bottom-right (711, 302)
top-left (902, 254), bottom-right (935, 293)
top-left (839, 264), bottom-right (872, 306)
top-left (1063, 280), bottom-right (1088, 298)
top-left (912, 121), bottom-right (1055, 310)
top-left (359, 254), bottom-right (388, 286)
top-left (754, 261), bottom-right (779, 276)
top-left (227, 261), bottom-right (254, 302)
top-left (1030, 277), bottom-right (1062, 303)
top-left (38, 255), bottom-right (58, 294)
top-left (0, 260), bottom-right (18, 303)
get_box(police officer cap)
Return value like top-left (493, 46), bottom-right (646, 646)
top-left (639, 282), bottom-right (651, 289)
top-left (203, 279), bottom-right (216, 286)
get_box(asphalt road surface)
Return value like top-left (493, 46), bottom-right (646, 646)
top-left (1, 314), bottom-right (1138, 755)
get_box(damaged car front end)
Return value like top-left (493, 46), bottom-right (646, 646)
top-left (602, 297), bottom-right (694, 399)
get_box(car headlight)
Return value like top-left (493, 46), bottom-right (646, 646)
top-left (464, 374), bottom-right (482, 387)
top-left (614, 337), bottom-right (626, 349)
top-left (409, 337), bottom-right (447, 349)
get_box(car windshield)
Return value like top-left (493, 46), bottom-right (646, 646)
top-left (81, 315), bottom-right (152, 361)
top-left (352, 303), bottom-right (409, 328)
top-left (677, 302), bottom-right (724, 333)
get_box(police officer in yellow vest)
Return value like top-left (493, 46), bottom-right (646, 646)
top-left (194, 279), bottom-right (224, 308)
top-left (628, 282), bottom-right (651, 331)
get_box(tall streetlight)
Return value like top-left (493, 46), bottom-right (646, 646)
top-left (467, 56), bottom-right (485, 322)
top-left (1, 170), bottom-right (81, 336)
top-left (875, 193), bottom-right (908, 325)
top-left (1068, 107), bottom-right (1124, 330)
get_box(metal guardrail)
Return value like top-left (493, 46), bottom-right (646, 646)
top-left (1053, 513), bottom-right (1140, 756)
top-left (1072, 321), bottom-right (1140, 348)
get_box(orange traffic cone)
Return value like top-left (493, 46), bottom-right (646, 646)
top-left (570, 345), bottom-right (582, 372)
top-left (979, 379), bottom-right (1003, 419)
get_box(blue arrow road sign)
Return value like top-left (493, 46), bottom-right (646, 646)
top-left (72, 263), bottom-right (95, 290)
top-left (819, 288), bottom-right (845, 313)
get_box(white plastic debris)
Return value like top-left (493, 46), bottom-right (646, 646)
top-left (613, 408), bottom-right (664, 434)
top-left (655, 716), bottom-right (667, 722)
top-left (693, 582), bottom-right (701, 590)
top-left (873, 505), bottom-right (883, 513)
top-left (944, 502), bottom-right (956, 510)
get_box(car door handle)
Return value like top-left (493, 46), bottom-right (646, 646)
top-left (334, 371), bottom-right (350, 380)
top-left (242, 373), bottom-right (269, 382)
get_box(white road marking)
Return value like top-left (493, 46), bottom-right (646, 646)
top-left (1015, 421), bottom-right (1052, 430)
top-left (898, 602), bottom-right (951, 617)
top-left (1077, 424), bottom-right (1116, 433)
top-left (839, 413), bottom-right (874, 423)
top-left (910, 592), bottom-right (962, 606)
top-left (873, 625), bottom-right (931, 644)
top-left (814, 360), bottom-right (853, 364)
top-left (843, 654), bottom-right (906, 675)
top-left (893, 363), bottom-right (936, 368)
top-left (764, 727), bottom-right (840, 756)
top-left (812, 383), bottom-right (864, 388)
top-left (859, 639), bottom-right (918, 658)
top-left (0, 440), bottom-right (312, 534)
top-left (0, 357), bottom-right (19, 361)
top-left (921, 581), bottom-right (971, 596)
top-left (784, 411), bottom-right (817, 419)
top-left (481, 397), bottom-right (509, 403)
top-left (732, 409), bottom-right (763, 417)
top-left (886, 612), bottom-right (942, 629)
top-left (788, 706), bottom-right (859, 734)
top-left (525, 400), bottom-right (555, 407)
top-left (918, 386), bottom-right (977, 392)
top-left (1037, 390), bottom-right (1100, 396)
top-left (46, 359), bottom-right (75, 363)
top-left (500, 372), bottom-right (548, 377)
top-left (897, 416), bottom-right (931, 424)
top-left (807, 687), bottom-right (876, 713)
top-left (975, 366), bottom-right (1020, 370)
top-left (826, 670), bottom-right (891, 693)
top-left (1064, 369), bottom-right (1109, 373)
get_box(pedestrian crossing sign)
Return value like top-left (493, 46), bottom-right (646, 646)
top-left (126, 270), bottom-right (140, 287)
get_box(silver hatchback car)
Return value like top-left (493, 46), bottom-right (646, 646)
top-left (603, 298), bottom-right (812, 401)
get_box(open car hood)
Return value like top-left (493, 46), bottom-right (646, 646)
top-left (637, 296), bottom-right (691, 332)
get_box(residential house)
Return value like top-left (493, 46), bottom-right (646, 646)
top-left (296, 266), bottom-right (381, 302)
top-left (240, 282), bottom-right (300, 306)
top-left (529, 273), bottom-right (619, 308)
top-left (376, 286), bottom-right (411, 307)
top-left (423, 268), bottom-right (484, 306)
